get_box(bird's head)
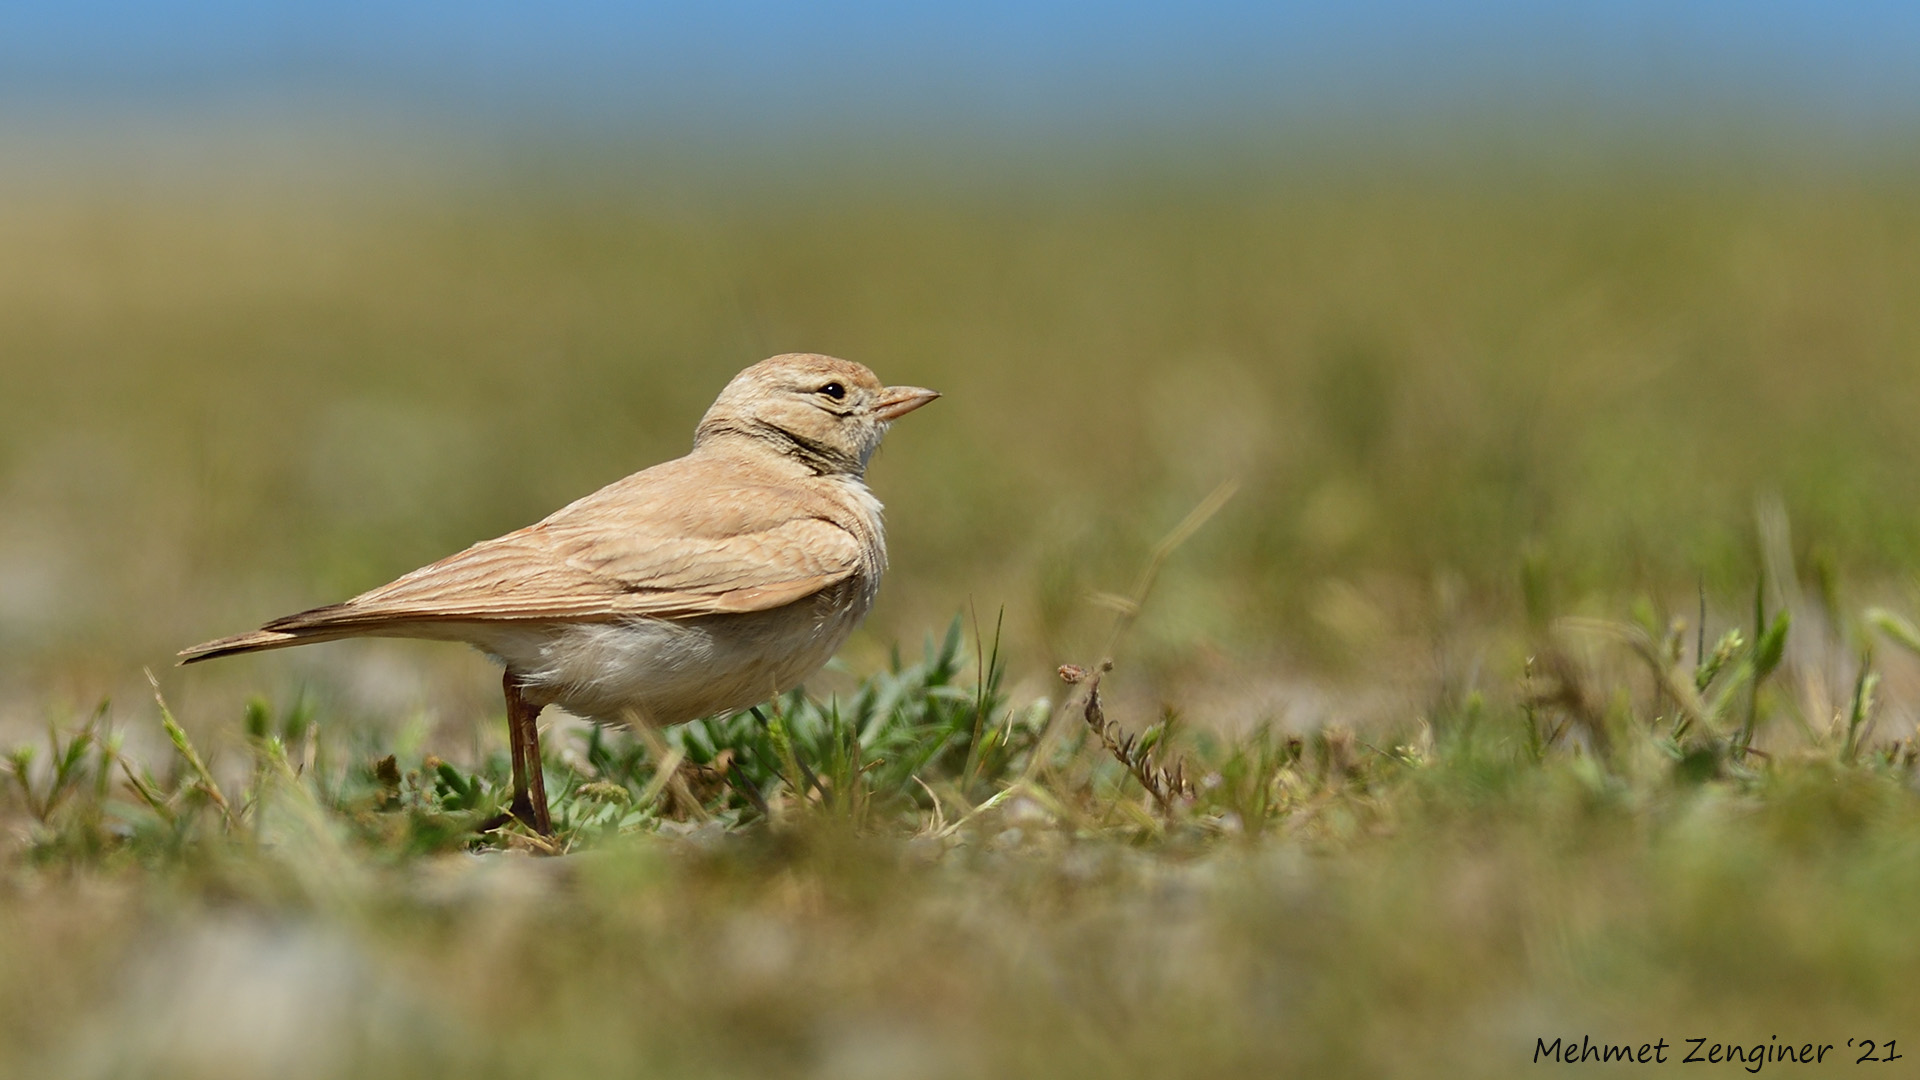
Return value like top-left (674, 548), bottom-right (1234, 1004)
top-left (695, 353), bottom-right (939, 476)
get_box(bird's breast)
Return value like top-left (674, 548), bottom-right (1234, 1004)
top-left (494, 571), bottom-right (879, 728)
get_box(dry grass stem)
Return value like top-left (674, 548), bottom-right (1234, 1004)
top-left (1060, 661), bottom-right (1194, 815)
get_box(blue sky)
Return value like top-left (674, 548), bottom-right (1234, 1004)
top-left (5, 2), bottom-right (1920, 133)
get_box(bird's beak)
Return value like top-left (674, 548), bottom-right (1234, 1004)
top-left (872, 386), bottom-right (941, 422)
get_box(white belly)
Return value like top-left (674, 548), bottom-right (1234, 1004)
top-left (458, 586), bottom-right (870, 726)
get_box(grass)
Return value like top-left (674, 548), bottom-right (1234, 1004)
top-left (9, 558), bottom-right (1920, 1076)
top-left (8, 138), bottom-right (1920, 1075)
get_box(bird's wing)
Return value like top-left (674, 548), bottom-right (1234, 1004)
top-left (264, 468), bottom-right (866, 631)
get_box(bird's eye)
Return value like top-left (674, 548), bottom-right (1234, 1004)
top-left (819, 382), bottom-right (846, 401)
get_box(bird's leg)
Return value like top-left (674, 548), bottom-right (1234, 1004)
top-left (502, 672), bottom-right (554, 836)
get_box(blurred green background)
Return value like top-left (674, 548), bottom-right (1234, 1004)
top-left (7, 142), bottom-right (1920, 730)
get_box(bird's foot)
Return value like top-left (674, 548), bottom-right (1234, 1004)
top-left (477, 795), bottom-right (554, 838)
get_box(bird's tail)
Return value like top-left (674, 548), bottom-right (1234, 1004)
top-left (176, 625), bottom-right (362, 665)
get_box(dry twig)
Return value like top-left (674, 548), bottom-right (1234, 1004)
top-left (1060, 661), bottom-right (1193, 815)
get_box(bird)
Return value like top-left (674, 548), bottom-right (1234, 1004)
top-left (179, 353), bottom-right (939, 835)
